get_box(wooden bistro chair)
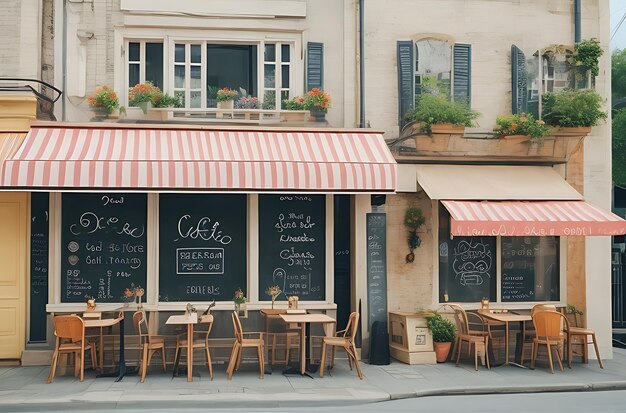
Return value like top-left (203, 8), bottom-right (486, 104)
top-left (133, 311), bottom-right (167, 383)
top-left (174, 314), bottom-right (215, 380)
top-left (226, 311), bottom-right (265, 380)
top-left (566, 324), bottom-right (604, 369)
top-left (319, 311), bottom-right (362, 379)
top-left (530, 310), bottom-right (569, 373)
top-left (449, 304), bottom-right (490, 371)
top-left (48, 315), bottom-right (97, 383)
top-left (520, 304), bottom-right (558, 366)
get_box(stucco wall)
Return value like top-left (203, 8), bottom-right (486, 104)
top-left (0, 0), bottom-right (40, 79)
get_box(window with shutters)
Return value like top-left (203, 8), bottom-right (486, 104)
top-left (124, 37), bottom-right (296, 109)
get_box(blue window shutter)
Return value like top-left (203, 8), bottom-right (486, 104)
top-left (397, 40), bottom-right (415, 126)
top-left (306, 42), bottom-right (324, 91)
top-left (453, 44), bottom-right (471, 106)
top-left (511, 45), bottom-right (528, 114)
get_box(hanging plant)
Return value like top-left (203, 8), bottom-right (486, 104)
top-left (404, 207), bottom-right (425, 263)
top-left (574, 38), bottom-right (603, 77)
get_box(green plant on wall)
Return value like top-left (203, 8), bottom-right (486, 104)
top-left (404, 94), bottom-right (479, 133)
top-left (542, 89), bottom-right (607, 127)
top-left (574, 38), bottom-right (603, 77)
top-left (404, 207), bottom-right (425, 263)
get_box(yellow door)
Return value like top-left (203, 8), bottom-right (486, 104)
top-left (0, 192), bottom-right (27, 359)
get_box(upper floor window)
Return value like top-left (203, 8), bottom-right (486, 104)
top-left (127, 41), bottom-right (164, 89)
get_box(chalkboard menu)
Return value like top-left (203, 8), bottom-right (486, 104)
top-left (501, 236), bottom-right (559, 302)
top-left (258, 195), bottom-right (325, 301)
top-left (61, 194), bottom-right (147, 302)
top-left (30, 193), bottom-right (49, 342)
top-left (159, 194), bottom-right (247, 302)
top-left (366, 213), bottom-right (387, 331)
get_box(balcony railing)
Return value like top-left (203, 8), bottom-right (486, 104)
top-left (129, 107), bottom-right (311, 125)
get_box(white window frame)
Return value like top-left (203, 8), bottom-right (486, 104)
top-left (431, 201), bottom-right (568, 310)
top-left (123, 38), bottom-right (167, 106)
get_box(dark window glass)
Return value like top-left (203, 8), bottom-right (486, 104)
top-left (191, 44), bottom-right (201, 64)
top-left (281, 44), bottom-right (290, 62)
top-left (206, 44), bottom-right (258, 99)
top-left (265, 43), bottom-right (276, 62)
top-left (281, 65), bottom-right (289, 89)
top-left (145, 43), bottom-right (163, 89)
top-left (175, 44), bottom-right (185, 63)
top-left (129, 42), bottom-right (140, 62)
top-left (501, 237), bottom-right (559, 302)
top-left (129, 63), bottom-right (139, 88)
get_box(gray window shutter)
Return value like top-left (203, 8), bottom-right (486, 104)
top-left (511, 45), bottom-right (528, 114)
top-left (397, 40), bottom-right (414, 126)
top-left (306, 42), bottom-right (324, 91)
top-left (453, 44), bottom-right (471, 106)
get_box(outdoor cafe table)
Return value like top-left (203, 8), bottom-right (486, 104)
top-left (478, 310), bottom-right (532, 367)
top-left (166, 312), bottom-right (198, 382)
top-left (279, 313), bottom-right (336, 376)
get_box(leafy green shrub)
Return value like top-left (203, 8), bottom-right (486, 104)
top-left (153, 93), bottom-right (182, 108)
top-left (494, 113), bottom-right (551, 142)
top-left (87, 86), bottom-right (119, 114)
top-left (404, 94), bottom-right (479, 133)
top-left (426, 313), bottom-right (456, 343)
top-left (574, 38), bottom-right (603, 77)
top-left (282, 96), bottom-right (306, 110)
top-left (542, 89), bottom-right (607, 127)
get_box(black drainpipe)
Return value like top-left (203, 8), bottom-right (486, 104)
top-left (574, 0), bottom-right (581, 42)
top-left (359, 0), bottom-right (365, 128)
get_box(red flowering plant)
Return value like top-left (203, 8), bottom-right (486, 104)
top-left (216, 87), bottom-right (238, 102)
top-left (282, 96), bottom-right (305, 110)
top-left (235, 96), bottom-right (260, 109)
top-left (494, 113), bottom-right (551, 142)
top-left (128, 82), bottom-right (161, 107)
top-left (87, 86), bottom-right (119, 114)
top-left (303, 88), bottom-right (331, 113)
top-left (233, 288), bottom-right (246, 304)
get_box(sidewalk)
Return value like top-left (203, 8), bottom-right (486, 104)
top-left (1, 348), bottom-right (626, 411)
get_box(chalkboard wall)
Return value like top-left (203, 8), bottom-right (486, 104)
top-left (159, 194), bottom-right (247, 302)
top-left (366, 213), bottom-right (387, 331)
top-left (30, 193), bottom-right (49, 342)
top-left (61, 194), bottom-right (147, 302)
top-left (258, 195), bottom-right (325, 301)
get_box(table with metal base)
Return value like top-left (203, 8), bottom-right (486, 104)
top-left (279, 314), bottom-right (336, 377)
top-left (479, 311), bottom-right (531, 368)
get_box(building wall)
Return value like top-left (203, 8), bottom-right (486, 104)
top-left (0, 0), bottom-right (41, 79)
top-left (365, 0), bottom-right (613, 357)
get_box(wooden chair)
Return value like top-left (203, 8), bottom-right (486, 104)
top-left (133, 311), bottom-right (167, 383)
top-left (174, 314), bottom-right (214, 379)
top-left (226, 311), bottom-right (265, 379)
top-left (520, 304), bottom-right (558, 365)
top-left (449, 304), bottom-right (490, 371)
top-left (48, 315), bottom-right (97, 383)
top-left (319, 311), bottom-right (362, 379)
top-left (530, 310), bottom-right (569, 373)
top-left (566, 325), bottom-right (604, 369)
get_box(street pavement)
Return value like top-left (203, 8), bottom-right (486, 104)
top-left (1, 348), bottom-right (625, 412)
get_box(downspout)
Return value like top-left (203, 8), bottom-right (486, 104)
top-left (62, 0), bottom-right (67, 121)
top-left (359, 0), bottom-right (365, 128)
top-left (574, 0), bottom-right (581, 42)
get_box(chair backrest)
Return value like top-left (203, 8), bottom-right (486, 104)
top-left (200, 314), bottom-right (214, 341)
top-left (533, 310), bottom-right (569, 339)
top-left (531, 304), bottom-right (557, 317)
top-left (447, 303), bottom-right (469, 336)
top-left (342, 312), bottom-right (359, 342)
top-left (54, 315), bottom-right (85, 343)
top-left (133, 311), bottom-right (149, 343)
top-left (232, 311), bottom-right (243, 343)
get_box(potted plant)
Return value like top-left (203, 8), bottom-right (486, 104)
top-left (148, 92), bottom-right (182, 121)
top-left (265, 285), bottom-right (283, 309)
top-left (404, 207), bottom-right (425, 263)
top-left (494, 113), bottom-right (551, 143)
top-left (216, 87), bottom-right (238, 110)
top-left (128, 81), bottom-right (161, 114)
top-left (404, 94), bottom-right (479, 134)
top-left (303, 88), bottom-right (331, 121)
top-left (573, 38), bottom-right (603, 78)
top-left (87, 85), bottom-right (119, 120)
top-left (281, 96), bottom-right (307, 122)
top-left (426, 312), bottom-right (456, 363)
top-left (542, 89), bottom-right (607, 134)
top-left (566, 304), bottom-right (584, 328)
top-left (233, 288), bottom-right (247, 318)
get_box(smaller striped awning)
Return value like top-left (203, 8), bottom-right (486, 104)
top-left (442, 200), bottom-right (626, 237)
top-left (0, 125), bottom-right (396, 192)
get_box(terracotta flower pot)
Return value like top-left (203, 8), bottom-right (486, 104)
top-left (430, 123), bottom-right (465, 135)
top-left (217, 99), bottom-right (234, 110)
top-left (433, 341), bottom-right (452, 363)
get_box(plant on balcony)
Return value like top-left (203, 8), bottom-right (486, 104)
top-left (542, 89), bottom-right (607, 128)
top-left (216, 87), bottom-right (238, 110)
top-left (573, 38), bottom-right (603, 77)
top-left (234, 96), bottom-right (259, 109)
top-left (404, 94), bottom-right (479, 134)
top-left (128, 82), bottom-right (163, 113)
top-left (494, 113), bottom-right (551, 142)
top-left (152, 93), bottom-right (182, 108)
top-left (87, 85), bottom-right (119, 115)
top-left (303, 88), bottom-right (331, 121)
top-left (282, 96), bottom-right (305, 110)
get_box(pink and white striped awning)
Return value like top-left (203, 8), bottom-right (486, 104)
top-left (442, 200), bottom-right (626, 236)
top-left (0, 125), bottom-right (396, 192)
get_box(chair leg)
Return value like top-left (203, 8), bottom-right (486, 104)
top-left (350, 344), bottom-right (363, 380)
top-left (99, 328), bottom-right (104, 372)
top-left (589, 334), bottom-right (604, 369)
top-left (161, 346), bottom-right (167, 371)
top-left (568, 334), bottom-right (573, 369)
top-left (285, 337), bottom-right (291, 366)
top-left (74, 352), bottom-right (80, 378)
top-left (546, 343), bottom-right (554, 374)
top-left (206, 346), bottom-right (213, 380)
top-left (330, 346), bottom-right (335, 370)
top-left (485, 337), bottom-right (490, 370)
top-left (47, 350), bottom-right (59, 383)
top-left (474, 343), bottom-right (478, 371)
top-left (79, 352), bottom-right (85, 382)
top-left (140, 344), bottom-right (149, 383)
top-left (270, 333), bottom-right (276, 367)
top-left (531, 342), bottom-right (537, 370)
top-left (235, 345), bottom-right (243, 371)
top-left (226, 343), bottom-right (239, 380)
top-left (319, 342), bottom-right (327, 378)
top-left (257, 345), bottom-right (265, 379)
top-left (555, 346), bottom-right (564, 372)
top-left (347, 348), bottom-right (353, 371)
top-left (456, 340), bottom-right (462, 366)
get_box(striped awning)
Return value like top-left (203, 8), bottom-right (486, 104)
top-left (0, 125), bottom-right (396, 192)
top-left (442, 200), bottom-right (626, 236)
